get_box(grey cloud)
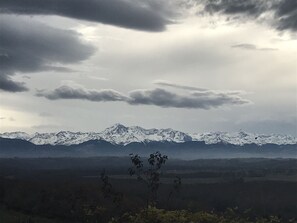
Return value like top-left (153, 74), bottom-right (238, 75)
top-left (0, 75), bottom-right (28, 92)
top-left (36, 85), bottom-right (128, 102)
top-left (154, 80), bottom-right (207, 91)
top-left (231, 43), bottom-right (278, 51)
top-left (202, 0), bottom-right (297, 32)
top-left (37, 85), bottom-right (251, 109)
top-left (275, 0), bottom-right (297, 31)
top-left (42, 66), bottom-right (74, 73)
top-left (0, 16), bottom-right (95, 92)
top-left (259, 48), bottom-right (279, 51)
top-left (232, 43), bottom-right (257, 50)
top-left (1, 0), bottom-right (296, 33)
top-left (204, 0), bottom-right (265, 16)
top-left (128, 88), bottom-right (249, 109)
top-left (0, 0), bottom-right (174, 32)
top-left (154, 80), bottom-right (247, 96)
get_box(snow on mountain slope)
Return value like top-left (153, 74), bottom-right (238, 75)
top-left (99, 123), bottom-right (192, 145)
top-left (29, 131), bottom-right (102, 145)
top-left (189, 131), bottom-right (297, 146)
top-left (0, 132), bottom-right (31, 141)
top-left (0, 124), bottom-right (296, 146)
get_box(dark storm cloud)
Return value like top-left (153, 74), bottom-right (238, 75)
top-left (275, 0), bottom-right (297, 31)
top-left (37, 85), bottom-right (251, 109)
top-left (202, 0), bottom-right (297, 32)
top-left (0, 0), bottom-right (173, 32)
top-left (0, 16), bottom-right (95, 92)
top-left (204, 0), bottom-right (266, 16)
top-left (1, 0), bottom-right (296, 32)
top-left (0, 75), bottom-right (28, 92)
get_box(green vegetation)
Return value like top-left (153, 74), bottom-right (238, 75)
top-left (0, 206), bottom-right (292, 223)
top-left (109, 206), bottom-right (285, 223)
top-left (0, 157), bottom-right (296, 222)
top-left (128, 152), bottom-right (168, 206)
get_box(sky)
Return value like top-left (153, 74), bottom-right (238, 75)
top-left (0, 0), bottom-right (296, 135)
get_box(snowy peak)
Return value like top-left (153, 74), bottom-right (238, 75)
top-left (103, 123), bottom-right (129, 135)
top-left (0, 124), bottom-right (296, 146)
top-left (100, 124), bottom-right (139, 145)
top-left (99, 124), bottom-right (192, 145)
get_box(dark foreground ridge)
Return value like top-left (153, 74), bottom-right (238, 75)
top-left (0, 157), bottom-right (296, 222)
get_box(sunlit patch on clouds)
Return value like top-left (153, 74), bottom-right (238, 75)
top-left (0, 108), bottom-right (45, 131)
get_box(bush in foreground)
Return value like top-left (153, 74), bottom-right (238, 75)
top-left (109, 206), bottom-right (287, 223)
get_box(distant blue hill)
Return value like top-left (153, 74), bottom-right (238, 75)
top-left (0, 137), bottom-right (296, 159)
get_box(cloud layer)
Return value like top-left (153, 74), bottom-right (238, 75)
top-left (204, 0), bottom-right (267, 16)
top-left (202, 0), bottom-right (297, 32)
top-left (0, 16), bottom-right (95, 92)
top-left (36, 85), bottom-right (128, 102)
top-left (1, 0), bottom-right (296, 33)
top-left (36, 84), bottom-right (251, 109)
top-left (0, 0), bottom-right (174, 32)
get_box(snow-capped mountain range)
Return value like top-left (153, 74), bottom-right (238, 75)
top-left (0, 124), bottom-right (296, 146)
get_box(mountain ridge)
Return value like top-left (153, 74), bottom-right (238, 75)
top-left (1, 123), bottom-right (296, 146)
